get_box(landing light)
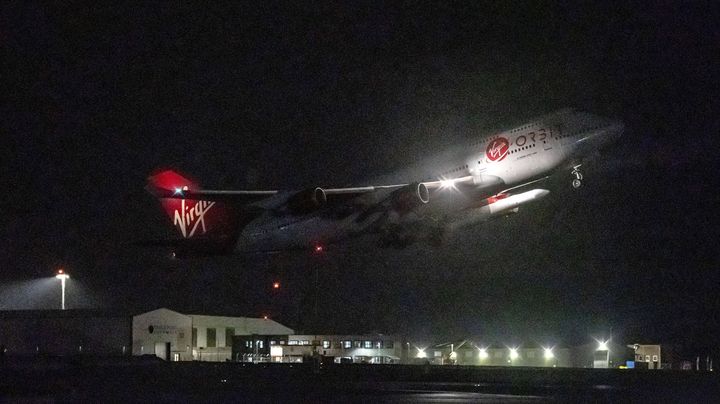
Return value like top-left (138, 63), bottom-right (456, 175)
top-left (509, 348), bottom-right (519, 360)
top-left (544, 347), bottom-right (554, 360)
top-left (439, 179), bottom-right (457, 190)
top-left (479, 348), bottom-right (488, 360)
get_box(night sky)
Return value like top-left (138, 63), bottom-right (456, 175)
top-left (2, 3), bottom-right (719, 354)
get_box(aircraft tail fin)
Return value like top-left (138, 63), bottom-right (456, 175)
top-left (146, 170), bottom-right (241, 253)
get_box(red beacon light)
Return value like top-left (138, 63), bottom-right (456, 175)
top-left (313, 244), bottom-right (324, 253)
top-left (272, 282), bottom-right (280, 289)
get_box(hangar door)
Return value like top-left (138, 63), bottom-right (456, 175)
top-left (155, 342), bottom-right (171, 361)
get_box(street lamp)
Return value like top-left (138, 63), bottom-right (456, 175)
top-left (55, 269), bottom-right (69, 310)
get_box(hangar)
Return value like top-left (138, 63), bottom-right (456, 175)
top-left (132, 308), bottom-right (294, 361)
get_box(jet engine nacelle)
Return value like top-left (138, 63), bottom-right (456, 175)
top-left (391, 182), bottom-right (430, 212)
top-left (287, 187), bottom-right (327, 213)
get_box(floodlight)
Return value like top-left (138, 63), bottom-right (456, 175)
top-left (55, 269), bottom-right (69, 310)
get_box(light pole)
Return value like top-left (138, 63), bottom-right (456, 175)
top-left (55, 269), bottom-right (69, 310)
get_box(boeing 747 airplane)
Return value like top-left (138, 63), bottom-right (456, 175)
top-left (146, 109), bottom-right (623, 256)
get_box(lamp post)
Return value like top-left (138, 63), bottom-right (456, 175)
top-left (55, 269), bottom-right (69, 310)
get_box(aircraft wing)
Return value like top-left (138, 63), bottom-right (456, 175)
top-left (147, 169), bottom-right (432, 213)
top-left (147, 169), bottom-right (507, 209)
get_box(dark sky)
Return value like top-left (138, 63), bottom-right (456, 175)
top-left (2, 2), bottom-right (719, 353)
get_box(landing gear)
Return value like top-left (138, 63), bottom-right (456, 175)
top-left (571, 164), bottom-right (583, 189)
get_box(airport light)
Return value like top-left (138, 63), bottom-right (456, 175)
top-left (479, 348), bottom-right (488, 360)
top-left (55, 269), bottom-right (69, 310)
top-left (594, 338), bottom-right (611, 368)
top-left (509, 347), bottom-right (519, 360)
top-left (544, 347), bottom-right (554, 360)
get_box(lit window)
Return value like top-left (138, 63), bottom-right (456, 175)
top-left (375, 341), bottom-right (382, 349)
top-left (288, 340), bottom-right (298, 346)
top-left (322, 340), bottom-right (331, 349)
top-left (354, 341), bottom-right (361, 348)
top-left (342, 341), bottom-right (352, 349)
top-left (652, 355), bottom-right (658, 362)
top-left (363, 341), bottom-right (373, 349)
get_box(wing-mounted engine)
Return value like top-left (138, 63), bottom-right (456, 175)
top-left (391, 182), bottom-right (430, 212)
top-left (286, 187), bottom-right (327, 214)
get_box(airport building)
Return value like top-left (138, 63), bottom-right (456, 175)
top-left (132, 308), bottom-right (294, 361)
top-left (629, 344), bottom-right (662, 369)
top-left (417, 342), bottom-right (572, 367)
top-left (232, 334), bottom-right (404, 364)
top-left (1, 308), bottom-right (671, 369)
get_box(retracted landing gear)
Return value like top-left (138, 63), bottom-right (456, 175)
top-left (571, 164), bottom-right (583, 189)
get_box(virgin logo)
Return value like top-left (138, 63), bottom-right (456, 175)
top-left (173, 199), bottom-right (215, 238)
top-left (486, 137), bottom-right (509, 162)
